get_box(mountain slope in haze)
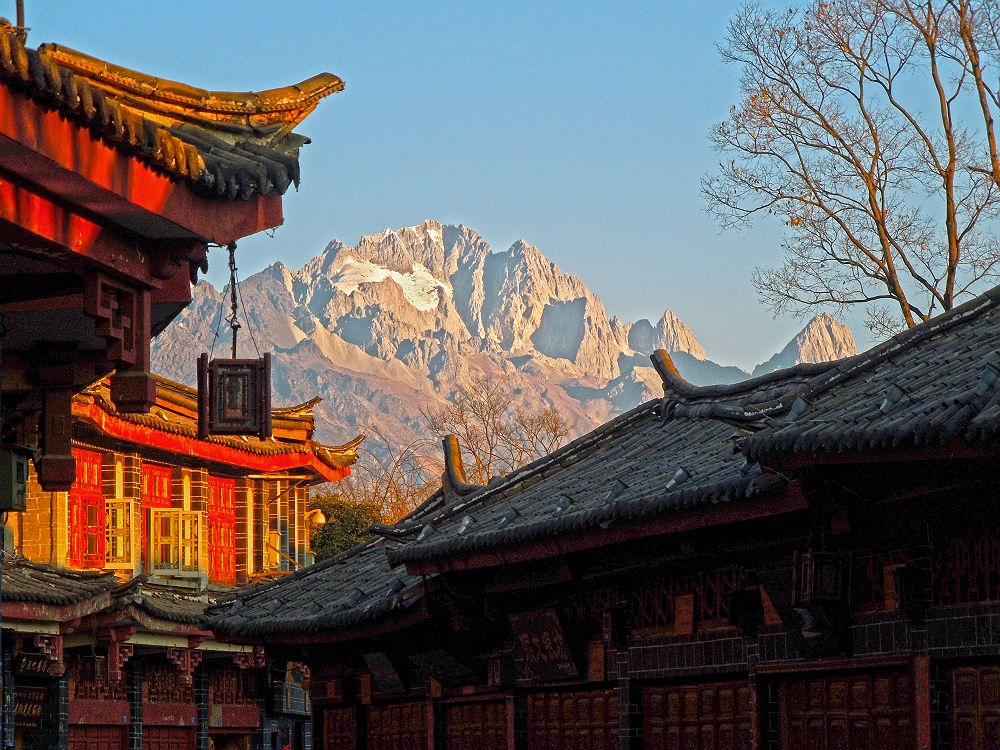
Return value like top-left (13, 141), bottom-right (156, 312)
top-left (751, 313), bottom-right (857, 377)
top-left (151, 220), bottom-right (857, 449)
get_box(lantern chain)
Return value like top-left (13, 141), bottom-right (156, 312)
top-left (226, 243), bottom-right (241, 359)
top-left (207, 242), bottom-right (261, 359)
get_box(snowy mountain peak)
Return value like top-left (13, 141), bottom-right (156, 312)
top-left (152, 221), bottom-right (856, 452)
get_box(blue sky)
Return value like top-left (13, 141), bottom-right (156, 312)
top-left (21, 1), bottom-right (858, 370)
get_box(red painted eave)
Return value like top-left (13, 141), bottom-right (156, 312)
top-left (3, 591), bottom-right (114, 625)
top-left (75, 401), bottom-right (350, 483)
top-left (0, 84), bottom-right (282, 244)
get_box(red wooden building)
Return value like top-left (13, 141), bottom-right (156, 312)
top-left (5, 374), bottom-right (360, 750)
top-left (214, 285), bottom-right (1000, 750)
top-left (0, 15), bottom-right (342, 489)
top-left (0, 15), bottom-right (351, 750)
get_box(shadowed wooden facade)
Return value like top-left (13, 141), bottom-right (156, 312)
top-left (213, 285), bottom-right (1000, 750)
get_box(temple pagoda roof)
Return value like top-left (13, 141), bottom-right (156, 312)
top-left (0, 19), bottom-right (343, 199)
top-left (74, 374), bottom-right (362, 483)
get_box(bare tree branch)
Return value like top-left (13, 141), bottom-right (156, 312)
top-left (705, 1), bottom-right (1000, 334)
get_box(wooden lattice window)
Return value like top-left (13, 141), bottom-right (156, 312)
top-left (69, 449), bottom-right (105, 569)
top-left (148, 508), bottom-right (203, 578)
top-left (208, 476), bottom-right (236, 585)
top-left (104, 498), bottom-right (138, 570)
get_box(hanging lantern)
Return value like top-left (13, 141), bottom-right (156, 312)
top-left (196, 243), bottom-right (273, 440)
top-left (197, 352), bottom-right (271, 439)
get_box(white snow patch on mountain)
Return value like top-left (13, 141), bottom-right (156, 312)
top-left (331, 259), bottom-right (449, 311)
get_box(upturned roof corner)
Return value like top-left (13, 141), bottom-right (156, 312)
top-left (442, 434), bottom-right (484, 501)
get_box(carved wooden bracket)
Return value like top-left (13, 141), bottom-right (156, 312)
top-left (84, 272), bottom-right (154, 413)
top-left (85, 273), bottom-right (142, 367)
top-left (34, 634), bottom-right (65, 677)
top-left (107, 643), bottom-right (133, 683)
top-left (37, 388), bottom-right (75, 491)
top-left (167, 647), bottom-right (204, 686)
top-left (97, 625), bottom-right (135, 682)
top-left (233, 647), bottom-right (265, 670)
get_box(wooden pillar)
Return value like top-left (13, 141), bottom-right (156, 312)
top-left (127, 657), bottom-right (143, 750)
top-left (913, 655), bottom-right (931, 750)
top-left (511, 692), bottom-right (528, 750)
top-left (749, 675), bottom-right (763, 750)
top-left (617, 678), bottom-right (642, 750)
top-left (37, 388), bottom-right (75, 491)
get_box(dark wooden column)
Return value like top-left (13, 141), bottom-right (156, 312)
top-left (617, 677), bottom-right (642, 750)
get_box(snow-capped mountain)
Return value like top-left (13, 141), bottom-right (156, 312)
top-left (151, 220), bottom-right (857, 449)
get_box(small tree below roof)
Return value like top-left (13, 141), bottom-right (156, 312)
top-left (423, 372), bottom-right (570, 485)
top-left (308, 493), bottom-right (383, 562)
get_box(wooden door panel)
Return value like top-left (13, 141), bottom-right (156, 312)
top-left (643, 681), bottom-right (751, 750)
top-left (951, 665), bottom-right (1000, 750)
top-left (779, 671), bottom-right (913, 750)
top-left (527, 689), bottom-right (617, 750)
top-left (69, 726), bottom-right (127, 750)
top-left (142, 727), bottom-right (195, 750)
top-left (367, 701), bottom-right (425, 750)
top-left (321, 706), bottom-right (356, 749)
top-left (443, 700), bottom-right (508, 750)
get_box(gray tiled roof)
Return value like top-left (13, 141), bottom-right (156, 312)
top-left (209, 541), bottom-right (422, 638)
top-left (3, 557), bottom-right (120, 606)
top-left (387, 400), bottom-right (787, 567)
top-left (744, 287), bottom-right (1000, 460)
top-left (114, 580), bottom-right (220, 626)
top-left (214, 284), bottom-right (1000, 640)
top-left (214, 363), bottom-right (820, 637)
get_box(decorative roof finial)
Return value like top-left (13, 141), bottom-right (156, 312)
top-left (441, 435), bottom-right (483, 502)
top-left (15, 0), bottom-right (27, 44)
top-left (650, 349), bottom-right (695, 398)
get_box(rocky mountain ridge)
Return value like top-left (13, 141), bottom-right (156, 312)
top-left (151, 220), bottom-right (857, 450)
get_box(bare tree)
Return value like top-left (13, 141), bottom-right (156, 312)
top-left (423, 372), bottom-right (570, 483)
top-left (336, 426), bottom-right (440, 523)
top-left (704, 0), bottom-right (1000, 335)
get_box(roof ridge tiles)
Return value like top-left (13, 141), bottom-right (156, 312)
top-left (401, 401), bottom-right (661, 535)
top-left (38, 43), bottom-right (344, 119)
top-left (744, 285), bottom-right (1000, 460)
top-left (650, 349), bottom-right (836, 402)
top-left (387, 472), bottom-right (788, 567)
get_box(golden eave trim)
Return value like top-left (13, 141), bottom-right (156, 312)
top-left (38, 43), bottom-right (344, 118)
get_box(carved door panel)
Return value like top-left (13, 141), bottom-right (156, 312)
top-left (68, 726), bottom-right (127, 750)
top-left (443, 700), bottom-right (508, 750)
top-left (69, 448), bottom-right (105, 568)
top-left (779, 670), bottom-right (914, 750)
top-left (208, 476), bottom-right (236, 584)
top-left (952, 665), bottom-right (1000, 749)
top-left (527, 689), bottom-right (618, 750)
top-left (142, 726), bottom-right (195, 750)
top-left (321, 706), bottom-right (357, 749)
top-left (644, 681), bottom-right (752, 750)
top-left (366, 701), bottom-right (426, 750)
top-left (141, 462), bottom-right (173, 554)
